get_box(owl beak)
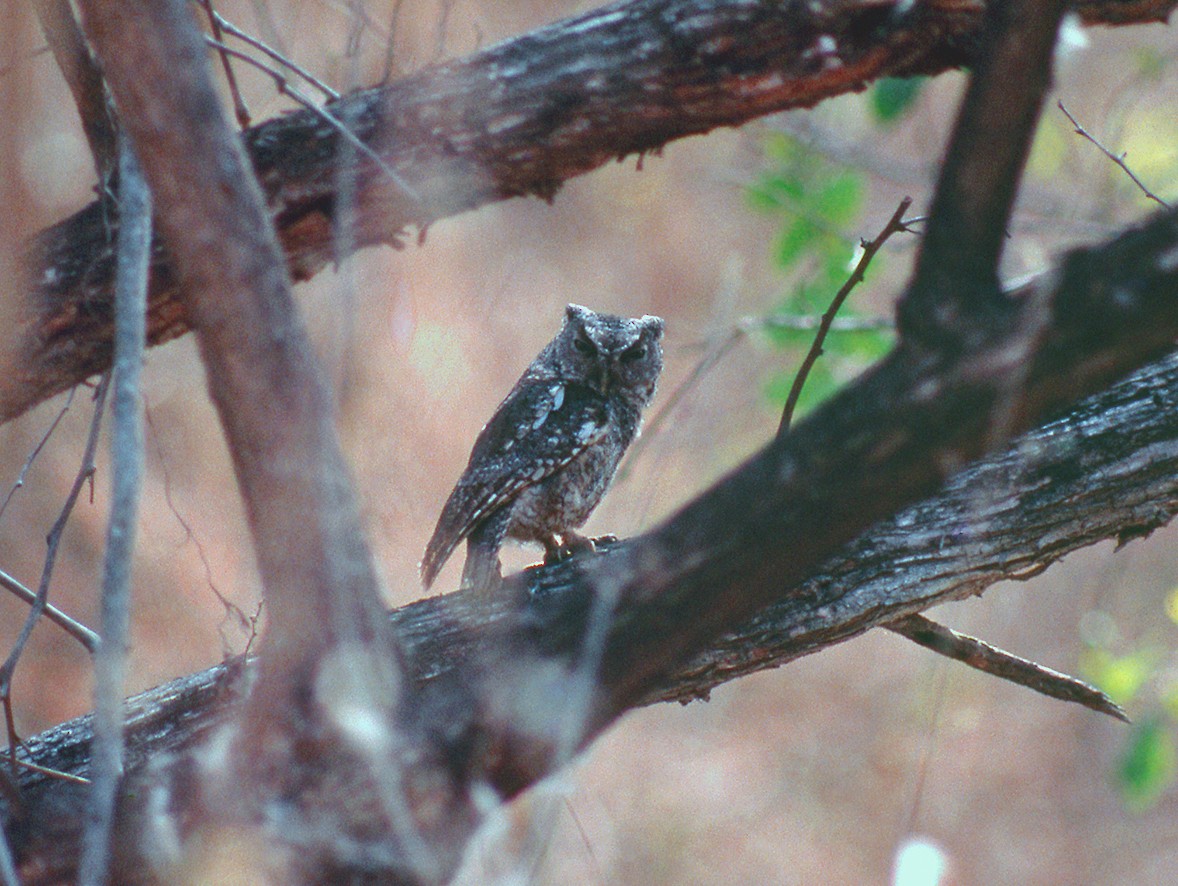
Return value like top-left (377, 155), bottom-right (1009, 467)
top-left (599, 360), bottom-right (613, 397)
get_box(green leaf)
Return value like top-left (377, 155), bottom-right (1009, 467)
top-left (1081, 647), bottom-right (1155, 707)
top-left (746, 173), bottom-right (806, 211)
top-left (774, 217), bottom-right (819, 269)
top-left (817, 173), bottom-right (862, 227)
top-left (871, 77), bottom-right (926, 124)
top-left (838, 327), bottom-right (895, 361)
top-left (1117, 716), bottom-right (1176, 811)
top-left (765, 362), bottom-right (839, 420)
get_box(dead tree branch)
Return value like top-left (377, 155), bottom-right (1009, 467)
top-left (11, 0), bottom-right (1176, 425)
top-left (10, 344), bottom-right (1178, 877)
top-left (76, 0), bottom-right (415, 878)
top-left (3, 0), bottom-right (1177, 881)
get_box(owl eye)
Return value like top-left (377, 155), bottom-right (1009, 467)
top-left (620, 344), bottom-right (646, 363)
top-left (573, 337), bottom-right (596, 356)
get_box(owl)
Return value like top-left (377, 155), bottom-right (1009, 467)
top-left (421, 304), bottom-right (665, 594)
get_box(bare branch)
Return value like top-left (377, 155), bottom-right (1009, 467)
top-left (206, 7), bottom-right (339, 101)
top-left (202, 36), bottom-right (418, 202)
top-left (76, 0), bottom-right (420, 872)
top-left (0, 389), bottom-right (74, 522)
top-left (199, 0), bottom-right (251, 128)
top-left (0, 377), bottom-right (108, 758)
top-left (11, 0), bottom-right (1176, 427)
top-left (1058, 100), bottom-right (1171, 208)
top-left (0, 568), bottom-right (98, 652)
top-left (78, 133), bottom-right (151, 886)
top-left (778, 197), bottom-right (913, 437)
top-left (30, 0), bottom-right (116, 185)
top-left (886, 614), bottom-right (1128, 722)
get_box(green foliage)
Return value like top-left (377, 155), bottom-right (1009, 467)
top-left (1081, 609), bottom-right (1178, 811)
top-left (1118, 716), bottom-right (1176, 811)
top-left (870, 77), bottom-right (926, 125)
top-left (1081, 645), bottom-right (1157, 708)
top-left (747, 133), bottom-right (893, 420)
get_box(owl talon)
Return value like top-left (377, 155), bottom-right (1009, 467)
top-left (541, 531), bottom-right (595, 565)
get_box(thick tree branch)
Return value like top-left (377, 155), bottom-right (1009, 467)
top-left (75, 0), bottom-right (415, 878)
top-left (902, 0), bottom-right (1066, 343)
top-left (30, 0), bottom-right (116, 185)
top-left (10, 0), bottom-right (1175, 425)
top-left (10, 345), bottom-right (1178, 878)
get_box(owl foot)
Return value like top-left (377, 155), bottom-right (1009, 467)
top-left (542, 531), bottom-right (612, 565)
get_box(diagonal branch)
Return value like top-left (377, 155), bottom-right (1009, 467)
top-left (75, 0), bottom-right (414, 871)
top-left (901, 0), bottom-right (1068, 344)
top-left (12, 339), bottom-right (1178, 864)
top-left (885, 614), bottom-right (1127, 721)
top-left (11, 0), bottom-right (1176, 426)
top-left (30, 0), bottom-right (117, 186)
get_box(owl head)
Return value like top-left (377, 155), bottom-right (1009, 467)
top-left (538, 304), bottom-right (664, 404)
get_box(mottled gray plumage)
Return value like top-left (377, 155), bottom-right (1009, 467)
top-left (421, 304), bottom-right (664, 593)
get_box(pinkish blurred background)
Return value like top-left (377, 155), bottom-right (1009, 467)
top-left (2, 2), bottom-right (1177, 883)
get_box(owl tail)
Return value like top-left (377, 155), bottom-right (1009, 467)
top-left (420, 523), bottom-right (459, 589)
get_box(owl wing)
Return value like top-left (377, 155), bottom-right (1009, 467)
top-left (421, 380), bottom-right (608, 588)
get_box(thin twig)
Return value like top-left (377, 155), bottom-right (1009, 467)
top-left (0, 375), bottom-right (110, 767)
top-left (887, 614), bottom-right (1129, 722)
top-left (143, 402), bottom-right (250, 645)
top-left (9, 755), bottom-right (90, 784)
top-left (78, 134), bottom-right (152, 886)
top-left (1057, 101), bottom-right (1171, 209)
top-left (208, 10), bottom-right (339, 100)
top-left (200, 0), bottom-right (251, 128)
top-left (203, 37), bottom-right (419, 204)
top-left (0, 569), bottom-right (98, 652)
top-left (777, 197), bottom-right (914, 437)
top-left (0, 387), bottom-right (75, 523)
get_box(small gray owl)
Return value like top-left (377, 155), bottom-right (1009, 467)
top-left (421, 304), bottom-right (665, 594)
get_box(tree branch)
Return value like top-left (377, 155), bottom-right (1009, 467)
top-left (10, 0), bottom-right (1175, 425)
top-left (75, 0), bottom-right (415, 876)
top-left (10, 343), bottom-right (1178, 877)
top-left (901, 0), bottom-right (1066, 345)
top-left (30, 0), bottom-right (116, 186)
top-left (885, 614), bottom-right (1127, 721)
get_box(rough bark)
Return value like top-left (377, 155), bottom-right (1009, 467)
top-left (10, 0), bottom-right (1176, 425)
top-left (9, 347), bottom-right (1178, 877)
top-left (5, 0), bottom-right (1178, 881)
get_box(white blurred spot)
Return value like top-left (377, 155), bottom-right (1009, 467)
top-left (893, 836), bottom-right (950, 886)
top-left (1057, 13), bottom-right (1090, 60)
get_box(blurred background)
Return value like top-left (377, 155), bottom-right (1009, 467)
top-left (2, 1), bottom-right (1178, 883)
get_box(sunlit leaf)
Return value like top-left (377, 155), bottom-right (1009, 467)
top-left (1081, 647), bottom-right (1155, 707)
top-left (1117, 716), bottom-right (1176, 811)
top-left (775, 217), bottom-right (820, 269)
top-left (817, 173), bottom-right (862, 226)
